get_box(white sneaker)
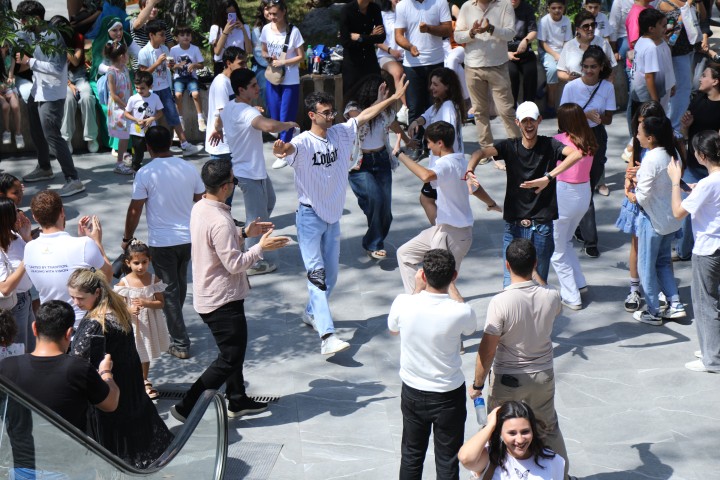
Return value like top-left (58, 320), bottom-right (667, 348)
top-left (2, 131), bottom-right (10, 145)
top-left (173, 131), bottom-right (180, 142)
top-left (695, 350), bottom-right (702, 359)
top-left (87, 139), bottom-right (99, 153)
top-left (181, 143), bottom-right (204, 157)
top-left (662, 303), bottom-right (686, 319)
top-left (685, 359), bottom-right (711, 373)
top-left (111, 148), bottom-right (118, 157)
top-left (397, 104), bottom-right (409, 125)
top-left (197, 117), bottom-right (207, 132)
top-left (321, 334), bottom-right (350, 355)
top-left (15, 134), bottom-right (25, 150)
top-left (272, 157), bottom-right (288, 169)
top-left (58, 178), bottom-right (85, 197)
top-left (246, 260), bottom-right (277, 276)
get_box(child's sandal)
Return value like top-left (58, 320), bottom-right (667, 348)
top-left (144, 380), bottom-right (159, 400)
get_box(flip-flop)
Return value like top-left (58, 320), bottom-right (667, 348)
top-left (367, 250), bottom-right (387, 260)
top-left (145, 380), bottom-right (160, 400)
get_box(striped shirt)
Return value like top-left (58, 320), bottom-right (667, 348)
top-left (288, 119), bottom-right (358, 224)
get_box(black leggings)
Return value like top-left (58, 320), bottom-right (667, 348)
top-left (508, 53), bottom-right (538, 106)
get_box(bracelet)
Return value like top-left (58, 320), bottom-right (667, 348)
top-left (672, 183), bottom-right (681, 187)
top-left (472, 383), bottom-right (484, 391)
top-left (99, 370), bottom-right (112, 376)
top-left (122, 236), bottom-right (133, 243)
top-left (241, 226), bottom-right (248, 238)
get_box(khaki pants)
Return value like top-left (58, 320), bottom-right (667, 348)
top-left (397, 224), bottom-right (472, 294)
top-left (488, 369), bottom-right (570, 478)
top-left (465, 64), bottom-right (521, 148)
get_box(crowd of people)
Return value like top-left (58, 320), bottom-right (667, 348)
top-left (0, 0), bottom-right (719, 478)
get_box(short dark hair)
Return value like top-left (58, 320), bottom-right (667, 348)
top-left (16, 0), bottom-right (44, 19)
top-left (201, 159), bottom-right (233, 194)
top-left (547, 0), bottom-right (565, 6)
top-left (425, 121), bottom-right (455, 149)
top-left (134, 70), bottom-right (153, 87)
top-left (639, 8), bottom-right (665, 35)
top-left (0, 173), bottom-right (20, 197)
top-left (505, 238), bottom-right (536, 278)
top-left (305, 91), bottom-right (335, 113)
top-left (0, 309), bottom-right (18, 348)
top-left (230, 68), bottom-right (256, 94)
top-left (145, 126), bottom-right (172, 152)
top-left (422, 249), bottom-right (456, 289)
top-left (223, 46), bottom-right (246, 67)
top-left (30, 190), bottom-right (63, 228)
top-left (146, 19), bottom-right (166, 35)
top-left (173, 25), bottom-right (193, 37)
top-left (35, 301), bottom-right (75, 342)
top-left (574, 9), bottom-right (595, 27)
top-left (584, 0), bottom-right (601, 4)
top-left (104, 40), bottom-right (127, 61)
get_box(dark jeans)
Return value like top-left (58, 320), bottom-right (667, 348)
top-left (508, 53), bottom-right (538, 106)
top-left (150, 244), bottom-right (191, 350)
top-left (28, 96), bottom-right (78, 180)
top-left (348, 149), bottom-right (393, 251)
top-left (130, 135), bottom-right (147, 171)
top-left (503, 221), bottom-right (554, 287)
top-left (400, 383), bottom-right (466, 480)
top-left (176, 300), bottom-right (248, 415)
top-left (577, 124), bottom-right (608, 248)
top-left (403, 62), bottom-right (444, 142)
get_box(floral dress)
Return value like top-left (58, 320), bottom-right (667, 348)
top-left (106, 65), bottom-right (131, 139)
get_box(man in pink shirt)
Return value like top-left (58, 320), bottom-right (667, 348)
top-left (170, 159), bottom-right (289, 422)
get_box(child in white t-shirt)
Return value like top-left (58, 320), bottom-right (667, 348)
top-left (124, 71), bottom-right (164, 172)
top-left (0, 310), bottom-right (25, 359)
top-left (537, 0), bottom-right (573, 117)
top-left (630, 9), bottom-right (675, 113)
top-left (169, 26), bottom-right (206, 133)
top-left (585, 0), bottom-right (615, 46)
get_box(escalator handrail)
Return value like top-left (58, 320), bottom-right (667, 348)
top-left (0, 375), bottom-right (227, 477)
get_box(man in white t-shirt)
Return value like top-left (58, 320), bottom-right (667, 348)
top-left (396, 121), bottom-right (501, 293)
top-left (388, 248), bottom-right (476, 479)
top-left (272, 81), bottom-right (407, 355)
top-left (394, 0), bottom-right (452, 158)
top-left (24, 191), bottom-right (112, 327)
top-left (211, 68), bottom-right (298, 276)
top-left (122, 126), bottom-right (205, 360)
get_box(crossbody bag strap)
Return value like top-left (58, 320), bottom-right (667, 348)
top-left (582, 82), bottom-right (602, 110)
top-left (282, 24), bottom-right (294, 54)
top-left (481, 463), bottom-right (497, 480)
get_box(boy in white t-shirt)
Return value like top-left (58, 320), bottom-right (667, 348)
top-left (124, 71), bottom-right (164, 171)
top-left (396, 121), bottom-right (501, 293)
top-left (537, 0), bottom-right (573, 117)
top-left (170, 26), bottom-right (206, 133)
top-left (585, 0), bottom-right (614, 45)
top-left (630, 9), bottom-right (675, 116)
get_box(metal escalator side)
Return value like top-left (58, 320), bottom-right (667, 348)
top-left (0, 377), bottom-right (227, 479)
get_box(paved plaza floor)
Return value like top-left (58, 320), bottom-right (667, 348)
top-left (2, 110), bottom-right (718, 479)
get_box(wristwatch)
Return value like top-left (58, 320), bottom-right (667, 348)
top-left (241, 227), bottom-right (248, 238)
top-left (545, 172), bottom-right (555, 182)
top-left (472, 383), bottom-right (484, 391)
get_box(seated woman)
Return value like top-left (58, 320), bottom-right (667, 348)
top-left (458, 401), bottom-right (566, 479)
top-left (68, 268), bottom-right (173, 469)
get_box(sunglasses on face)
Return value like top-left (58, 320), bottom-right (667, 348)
top-left (579, 22), bottom-right (597, 30)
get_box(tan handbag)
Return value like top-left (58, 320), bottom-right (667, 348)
top-left (265, 24), bottom-right (294, 85)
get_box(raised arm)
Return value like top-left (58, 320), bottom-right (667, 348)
top-left (354, 77), bottom-right (409, 127)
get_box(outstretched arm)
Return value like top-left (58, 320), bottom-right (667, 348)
top-left (355, 77), bottom-right (409, 127)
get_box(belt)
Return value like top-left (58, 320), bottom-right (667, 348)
top-left (512, 219), bottom-right (549, 228)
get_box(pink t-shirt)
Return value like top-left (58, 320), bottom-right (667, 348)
top-left (626, 4), bottom-right (653, 68)
top-left (554, 133), bottom-right (593, 183)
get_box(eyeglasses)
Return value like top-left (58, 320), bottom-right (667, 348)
top-left (581, 63), bottom-right (600, 69)
top-left (579, 22), bottom-right (597, 30)
top-left (223, 177), bottom-right (239, 187)
top-left (314, 109), bottom-right (338, 119)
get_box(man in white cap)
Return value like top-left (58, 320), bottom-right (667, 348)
top-left (466, 101), bottom-right (582, 287)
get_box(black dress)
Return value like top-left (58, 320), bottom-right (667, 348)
top-left (71, 312), bottom-right (174, 469)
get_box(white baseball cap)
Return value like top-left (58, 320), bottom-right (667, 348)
top-left (515, 102), bottom-right (541, 121)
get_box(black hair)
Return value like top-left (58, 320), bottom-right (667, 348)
top-left (201, 158), bottom-right (233, 194)
top-left (223, 45), bottom-right (246, 67)
top-left (547, 0), bottom-right (565, 5)
top-left (146, 19), bottom-right (166, 35)
top-left (134, 70), bottom-right (153, 87)
top-left (639, 8), bottom-right (666, 36)
top-left (584, 0), bottom-right (601, 4)
top-left (0, 173), bottom-right (20, 196)
top-left (216, 0), bottom-right (246, 27)
top-left (429, 67), bottom-right (467, 126)
top-left (640, 115), bottom-right (675, 155)
top-left (344, 72), bottom-right (395, 127)
top-left (0, 309), bottom-right (17, 347)
top-left (425, 121), bottom-right (455, 150)
top-left (104, 40), bottom-right (127, 61)
top-left (691, 130), bottom-right (720, 166)
top-left (254, 0), bottom-right (270, 29)
top-left (16, 0), bottom-right (44, 19)
top-left (305, 91), bottom-right (335, 113)
top-left (145, 126), bottom-right (172, 152)
top-left (630, 101), bottom-right (665, 166)
top-left (230, 68), bottom-right (256, 94)
top-left (380, 0), bottom-right (393, 11)
top-left (422, 249), bottom-right (456, 289)
top-left (35, 300), bottom-right (75, 342)
top-left (574, 9), bottom-right (595, 28)
top-left (173, 25), bottom-right (193, 37)
top-left (505, 238), bottom-right (536, 278)
top-left (702, 63), bottom-right (720, 93)
top-left (122, 240), bottom-right (152, 275)
top-left (0, 198), bottom-right (18, 252)
top-left (488, 401), bottom-right (556, 472)
top-left (582, 45), bottom-right (612, 80)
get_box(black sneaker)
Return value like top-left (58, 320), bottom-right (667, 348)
top-left (583, 246), bottom-right (600, 258)
top-left (228, 396), bottom-right (268, 419)
top-left (573, 230), bottom-right (585, 243)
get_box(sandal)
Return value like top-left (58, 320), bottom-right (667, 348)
top-left (145, 380), bottom-right (160, 400)
top-left (366, 249), bottom-right (387, 260)
top-left (597, 184), bottom-right (610, 196)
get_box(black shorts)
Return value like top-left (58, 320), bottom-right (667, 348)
top-left (420, 182), bottom-right (437, 200)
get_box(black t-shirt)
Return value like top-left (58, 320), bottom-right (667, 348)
top-left (493, 136), bottom-right (566, 223)
top-left (686, 94), bottom-right (720, 173)
top-left (0, 354), bottom-right (110, 431)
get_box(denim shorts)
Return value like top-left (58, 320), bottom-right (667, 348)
top-left (153, 87), bottom-right (181, 127)
top-left (173, 76), bottom-right (199, 94)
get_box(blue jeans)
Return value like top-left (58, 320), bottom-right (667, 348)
top-left (154, 87), bottom-right (181, 127)
top-left (265, 83), bottom-right (299, 143)
top-left (237, 176), bottom-right (276, 263)
top-left (692, 249), bottom-right (720, 371)
top-left (296, 204), bottom-right (340, 337)
top-left (348, 150), bottom-right (393, 251)
top-left (668, 52), bottom-right (693, 133)
top-left (636, 211), bottom-right (680, 315)
top-left (676, 165), bottom-right (708, 259)
top-left (503, 221), bottom-right (554, 287)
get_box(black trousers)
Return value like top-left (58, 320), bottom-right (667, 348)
top-left (508, 53), bottom-right (538, 106)
top-left (577, 124), bottom-right (608, 248)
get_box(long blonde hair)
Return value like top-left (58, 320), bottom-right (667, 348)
top-left (68, 268), bottom-right (132, 333)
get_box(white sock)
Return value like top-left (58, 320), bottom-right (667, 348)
top-left (181, 141), bottom-right (189, 149)
top-left (179, 116), bottom-right (184, 125)
top-left (197, 113), bottom-right (204, 120)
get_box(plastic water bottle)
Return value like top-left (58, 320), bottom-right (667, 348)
top-left (474, 397), bottom-right (487, 426)
top-left (306, 44), bottom-right (313, 69)
top-left (668, 18), bottom-right (682, 46)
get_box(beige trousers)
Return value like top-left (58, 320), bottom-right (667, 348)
top-left (465, 64), bottom-right (521, 148)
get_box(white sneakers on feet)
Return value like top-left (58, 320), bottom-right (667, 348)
top-left (58, 179), bottom-right (85, 197)
top-left (685, 359), bottom-right (711, 372)
top-left (15, 134), bottom-right (25, 150)
top-left (321, 334), bottom-right (350, 355)
top-left (197, 117), bottom-right (207, 132)
top-left (87, 139), bottom-right (99, 153)
top-left (2, 131), bottom-right (10, 145)
top-left (181, 143), bottom-right (204, 157)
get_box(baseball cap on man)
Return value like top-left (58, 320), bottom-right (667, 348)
top-left (516, 102), bottom-right (541, 121)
